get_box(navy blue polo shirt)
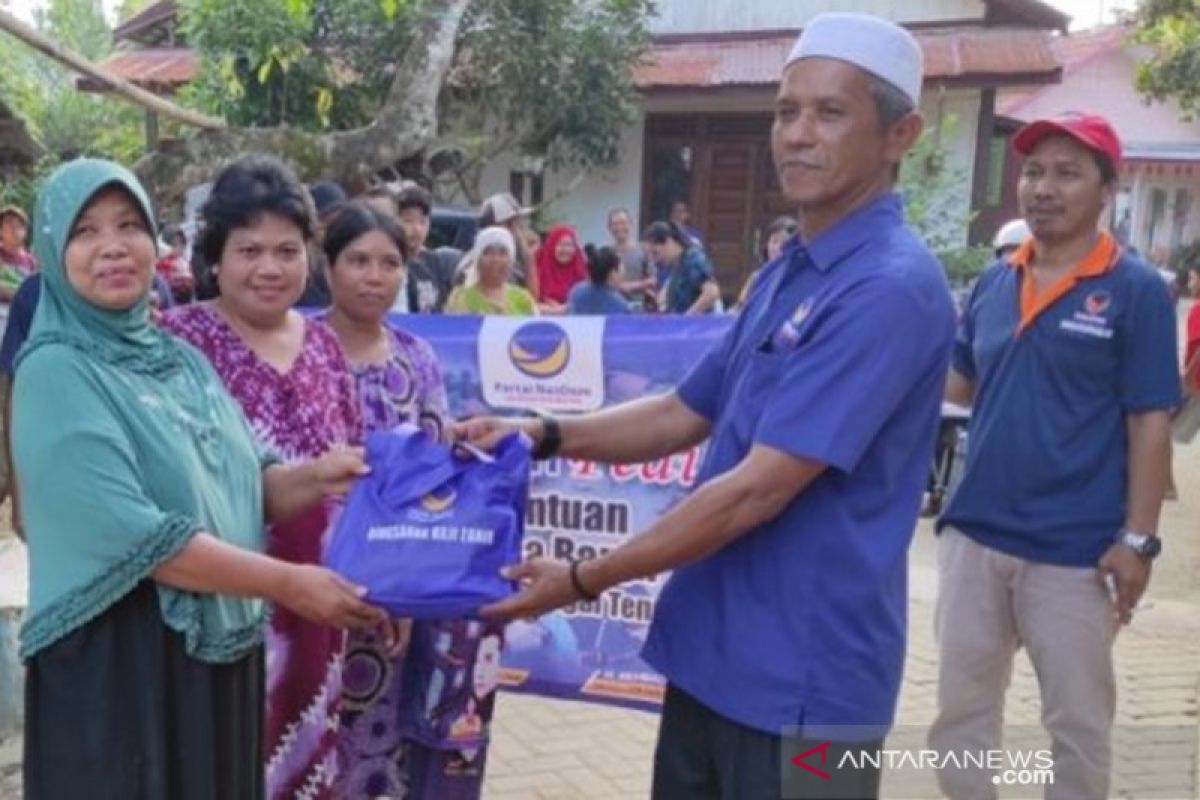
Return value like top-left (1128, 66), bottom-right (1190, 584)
top-left (940, 236), bottom-right (1181, 567)
top-left (0, 274), bottom-right (40, 377)
top-left (642, 193), bottom-right (956, 736)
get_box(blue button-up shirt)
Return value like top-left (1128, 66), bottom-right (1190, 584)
top-left (641, 192), bottom-right (955, 736)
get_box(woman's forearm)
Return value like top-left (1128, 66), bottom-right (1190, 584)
top-left (262, 462), bottom-right (323, 524)
top-left (153, 531), bottom-right (289, 602)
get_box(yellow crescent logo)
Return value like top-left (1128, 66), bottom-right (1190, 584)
top-left (421, 489), bottom-right (456, 513)
top-left (509, 336), bottom-right (570, 378)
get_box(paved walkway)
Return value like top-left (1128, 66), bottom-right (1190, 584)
top-left (481, 521), bottom-right (1200, 800)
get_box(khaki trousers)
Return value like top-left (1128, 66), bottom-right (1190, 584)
top-left (928, 528), bottom-right (1117, 799)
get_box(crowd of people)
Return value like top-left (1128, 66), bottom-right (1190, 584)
top-left (3, 8), bottom-right (1198, 800)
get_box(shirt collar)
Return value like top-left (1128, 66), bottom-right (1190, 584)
top-left (1005, 231), bottom-right (1118, 279)
top-left (783, 192), bottom-right (905, 273)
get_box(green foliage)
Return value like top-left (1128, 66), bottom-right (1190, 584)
top-left (179, 0), bottom-right (654, 187)
top-left (1133, 0), bottom-right (1200, 118)
top-left (1170, 238), bottom-right (1200, 273)
top-left (451, 0), bottom-right (655, 174)
top-left (900, 115), bottom-right (992, 286)
top-left (0, 157), bottom-right (63, 213)
top-left (0, 0), bottom-right (144, 164)
top-left (117, 0), bottom-right (158, 22)
top-left (179, 0), bottom-right (416, 129)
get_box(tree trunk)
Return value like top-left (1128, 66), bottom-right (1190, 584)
top-left (135, 0), bottom-right (472, 208)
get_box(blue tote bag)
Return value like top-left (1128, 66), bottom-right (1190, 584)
top-left (325, 425), bottom-right (531, 619)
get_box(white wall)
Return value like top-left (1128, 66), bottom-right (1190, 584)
top-left (477, 110), bottom-right (647, 248)
top-left (650, 0), bottom-right (985, 34)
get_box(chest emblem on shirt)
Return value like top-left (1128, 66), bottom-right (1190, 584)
top-left (1061, 290), bottom-right (1114, 339)
top-left (770, 297), bottom-right (814, 352)
top-left (790, 297), bottom-right (814, 326)
top-left (1084, 290), bottom-right (1112, 316)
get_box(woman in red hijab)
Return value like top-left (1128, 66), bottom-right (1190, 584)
top-left (536, 224), bottom-right (587, 312)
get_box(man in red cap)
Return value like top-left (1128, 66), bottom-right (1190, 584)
top-left (931, 113), bottom-right (1180, 797)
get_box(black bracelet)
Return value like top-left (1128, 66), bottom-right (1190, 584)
top-left (569, 559), bottom-right (600, 602)
top-left (531, 412), bottom-right (562, 460)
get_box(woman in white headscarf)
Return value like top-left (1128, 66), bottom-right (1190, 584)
top-left (446, 226), bottom-right (538, 316)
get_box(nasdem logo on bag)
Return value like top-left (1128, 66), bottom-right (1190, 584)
top-left (420, 486), bottom-right (457, 514)
top-left (480, 317), bottom-right (606, 412)
top-left (509, 322), bottom-right (571, 379)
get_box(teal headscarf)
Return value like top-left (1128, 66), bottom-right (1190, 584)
top-left (13, 159), bottom-right (270, 663)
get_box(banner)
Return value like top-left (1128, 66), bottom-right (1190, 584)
top-left (390, 314), bottom-right (733, 711)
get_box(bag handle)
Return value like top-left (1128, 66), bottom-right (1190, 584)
top-left (368, 429), bottom-right (509, 505)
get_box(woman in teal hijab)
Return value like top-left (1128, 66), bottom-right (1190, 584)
top-left (13, 159), bottom-right (389, 799)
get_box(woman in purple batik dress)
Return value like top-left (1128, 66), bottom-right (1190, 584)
top-left (322, 200), bottom-right (504, 800)
top-left (164, 157), bottom-right (382, 800)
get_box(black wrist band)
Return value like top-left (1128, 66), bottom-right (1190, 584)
top-left (531, 412), bottom-right (562, 460)
top-left (569, 559), bottom-right (600, 602)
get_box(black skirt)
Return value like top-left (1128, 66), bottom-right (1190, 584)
top-left (23, 581), bottom-right (264, 800)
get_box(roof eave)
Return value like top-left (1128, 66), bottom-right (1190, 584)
top-left (638, 68), bottom-right (1063, 96)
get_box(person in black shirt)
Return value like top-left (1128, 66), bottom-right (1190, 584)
top-left (396, 183), bottom-right (459, 313)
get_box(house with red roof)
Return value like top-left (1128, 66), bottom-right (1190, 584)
top-left (480, 0), bottom-right (1069, 291)
top-left (83, 0), bottom-right (1077, 289)
top-left (988, 24), bottom-right (1200, 260)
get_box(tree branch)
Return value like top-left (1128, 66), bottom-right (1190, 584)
top-left (0, 7), bottom-right (224, 130)
top-left (132, 0), bottom-right (473, 209)
top-left (322, 0), bottom-right (472, 185)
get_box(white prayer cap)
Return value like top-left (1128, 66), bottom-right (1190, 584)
top-left (786, 13), bottom-right (924, 107)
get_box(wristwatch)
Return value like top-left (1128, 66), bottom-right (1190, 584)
top-left (529, 411), bottom-right (562, 461)
top-left (1117, 531), bottom-right (1162, 561)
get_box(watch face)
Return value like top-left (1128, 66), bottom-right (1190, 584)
top-left (1123, 532), bottom-right (1161, 558)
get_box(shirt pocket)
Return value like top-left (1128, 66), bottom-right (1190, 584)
top-left (1045, 315), bottom-right (1120, 392)
top-left (727, 349), bottom-right (789, 440)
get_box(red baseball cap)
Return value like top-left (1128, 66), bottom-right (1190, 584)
top-left (1013, 113), bottom-right (1123, 173)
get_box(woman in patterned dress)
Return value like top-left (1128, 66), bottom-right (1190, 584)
top-left (164, 158), bottom-right (395, 799)
top-left (322, 201), bottom-right (504, 799)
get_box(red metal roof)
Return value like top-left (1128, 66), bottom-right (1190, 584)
top-left (76, 48), bottom-right (200, 94)
top-left (636, 27), bottom-right (1061, 92)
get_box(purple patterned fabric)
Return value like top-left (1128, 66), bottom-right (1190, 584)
top-left (332, 325), bottom-right (502, 800)
top-left (163, 303), bottom-right (360, 800)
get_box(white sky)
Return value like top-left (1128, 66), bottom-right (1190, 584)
top-left (1, 0), bottom-right (1139, 30)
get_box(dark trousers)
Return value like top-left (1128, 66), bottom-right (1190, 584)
top-left (652, 685), bottom-right (883, 800)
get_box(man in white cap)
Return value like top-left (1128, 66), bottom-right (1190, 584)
top-left (454, 12), bottom-right (955, 798)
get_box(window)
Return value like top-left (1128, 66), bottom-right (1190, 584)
top-left (508, 171), bottom-right (544, 206)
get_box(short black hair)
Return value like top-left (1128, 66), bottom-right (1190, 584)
top-left (1093, 151), bottom-right (1117, 186)
top-left (642, 220), bottom-right (691, 249)
top-left (585, 244), bottom-right (621, 286)
top-left (396, 183), bottom-right (433, 217)
top-left (864, 74), bottom-right (915, 132)
top-left (161, 223), bottom-right (186, 246)
top-left (197, 155), bottom-right (317, 268)
top-left (323, 200), bottom-right (409, 267)
top-left (761, 216), bottom-right (798, 259)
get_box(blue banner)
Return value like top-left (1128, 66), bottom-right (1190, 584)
top-left (389, 314), bottom-right (732, 711)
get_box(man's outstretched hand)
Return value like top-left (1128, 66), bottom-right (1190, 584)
top-left (481, 558), bottom-right (583, 620)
